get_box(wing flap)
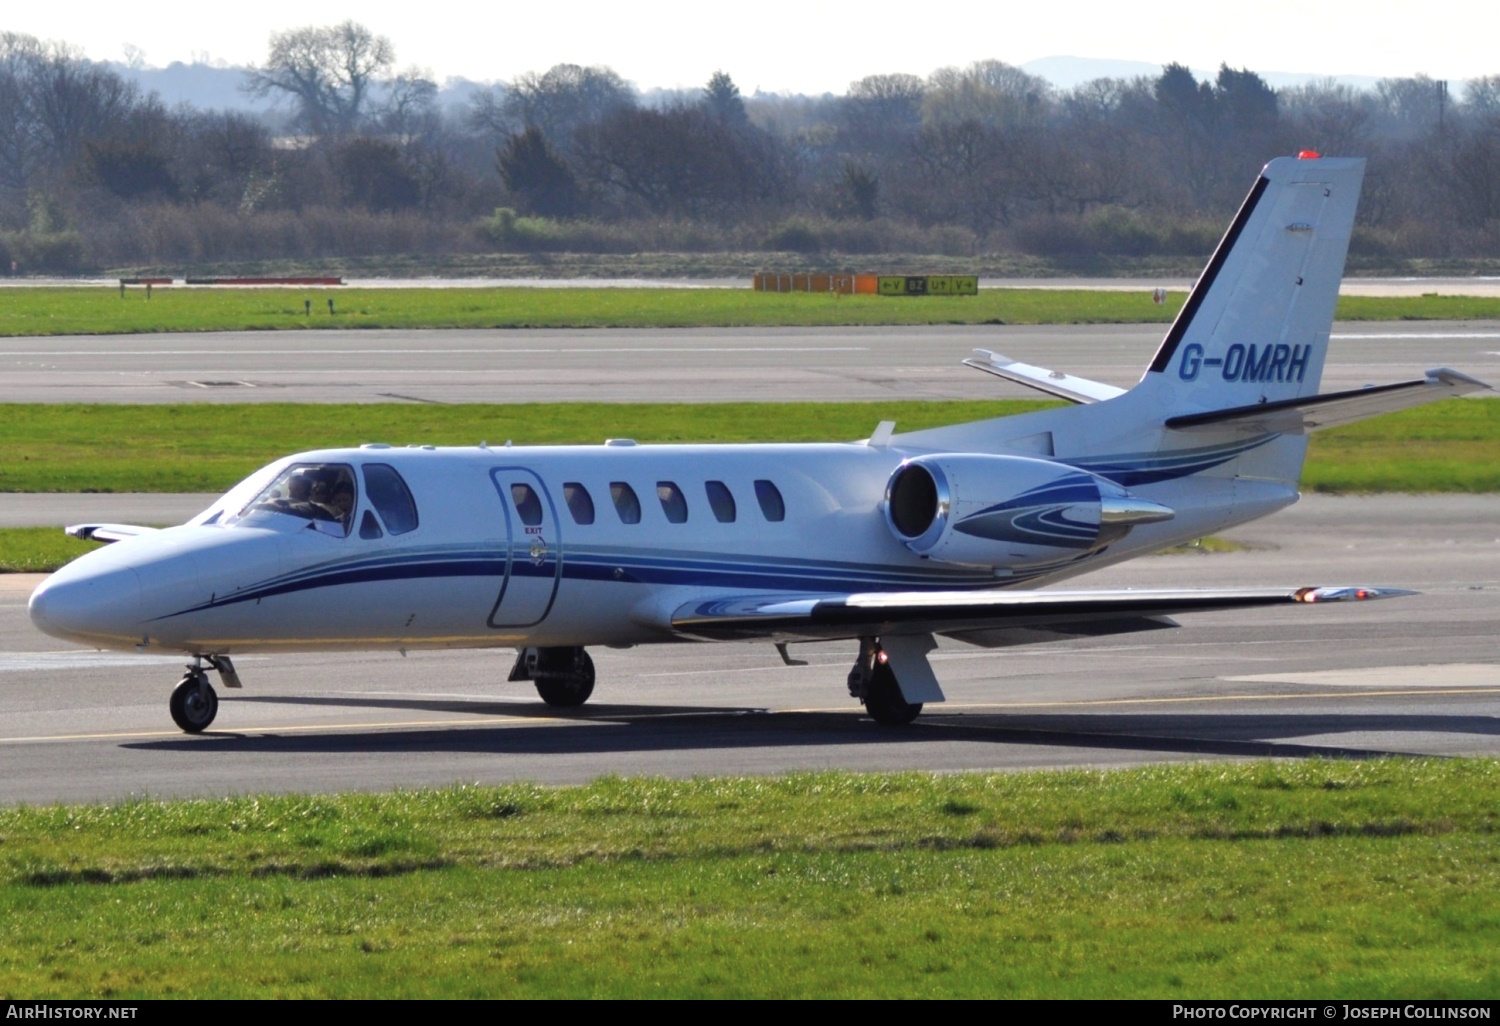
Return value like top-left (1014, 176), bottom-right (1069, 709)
top-left (1164, 368), bottom-right (1492, 433)
top-left (963, 349), bottom-right (1127, 404)
top-left (670, 586), bottom-right (1409, 642)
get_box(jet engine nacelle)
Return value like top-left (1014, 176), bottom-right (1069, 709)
top-left (883, 454), bottom-right (1174, 569)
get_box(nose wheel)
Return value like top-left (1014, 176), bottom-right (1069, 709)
top-left (169, 667), bottom-right (219, 733)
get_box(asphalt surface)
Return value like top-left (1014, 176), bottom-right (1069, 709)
top-left (2, 321), bottom-right (1496, 404)
top-left (1, 494), bottom-right (1496, 804)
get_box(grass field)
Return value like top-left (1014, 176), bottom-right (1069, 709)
top-left (0, 399), bottom-right (1493, 495)
top-left (0, 527), bottom-right (101, 572)
top-left (0, 761), bottom-right (1495, 997)
top-left (3, 286), bottom-right (1500, 336)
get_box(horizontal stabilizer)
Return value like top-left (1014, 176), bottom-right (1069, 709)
top-left (64, 523), bottom-right (160, 544)
top-left (963, 349), bottom-right (1127, 404)
top-left (671, 585), bottom-right (1409, 643)
top-left (1164, 368), bottom-right (1492, 433)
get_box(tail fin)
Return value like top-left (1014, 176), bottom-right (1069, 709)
top-left (1140, 155), bottom-right (1364, 414)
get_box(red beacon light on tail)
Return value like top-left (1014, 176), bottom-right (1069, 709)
top-left (1298, 150), bottom-right (1322, 159)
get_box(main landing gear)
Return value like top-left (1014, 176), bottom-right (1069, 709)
top-left (168, 655), bottom-right (241, 733)
top-left (847, 637), bottom-right (923, 725)
top-left (510, 646), bottom-right (596, 707)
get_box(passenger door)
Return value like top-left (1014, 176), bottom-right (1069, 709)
top-left (488, 467), bottom-right (563, 628)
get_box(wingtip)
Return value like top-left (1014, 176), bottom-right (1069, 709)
top-left (1425, 367), bottom-right (1495, 393)
top-left (1294, 586), bottom-right (1417, 603)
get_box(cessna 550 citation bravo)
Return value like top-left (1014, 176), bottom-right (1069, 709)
top-left (28, 155), bottom-right (1493, 732)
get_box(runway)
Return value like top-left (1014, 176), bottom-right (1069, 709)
top-left (1, 494), bottom-right (1495, 804)
top-left (2, 320), bottom-right (1497, 404)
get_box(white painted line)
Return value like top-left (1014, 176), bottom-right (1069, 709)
top-left (0, 653), bottom-right (189, 672)
top-left (0, 346), bottom-right (872, 357)
top-left (1224, 663), bottom-right (1498, 687)
top-left (0, 652), bottom-right (266, 672)
top-left (1332, 332), bottom-right (1500, 340)
top-left (333, 689), bottom-right (537, 703)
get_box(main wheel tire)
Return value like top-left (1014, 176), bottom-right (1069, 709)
top-left (863, 661), bottom-right (922, 725)
top-left (535, 649), bottom-right (595, 707)
top-left (169, 673), bottom-right (218, 733)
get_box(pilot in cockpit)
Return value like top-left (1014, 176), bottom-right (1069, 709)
top-left (328, 481), bottom-right (355, 532)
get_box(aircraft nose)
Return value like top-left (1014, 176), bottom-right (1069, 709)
top-left (29, 566), bottom-right (145, 646)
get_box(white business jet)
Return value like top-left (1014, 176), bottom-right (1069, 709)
top-left (28, 155), bottom-right (1493, 733)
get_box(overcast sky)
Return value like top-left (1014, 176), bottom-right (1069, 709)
top-left (6, 0), bottom-right (1495, 93)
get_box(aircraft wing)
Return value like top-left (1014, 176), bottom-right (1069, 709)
top-left (64, 524), bottom-right (161, 544)
top-left (962, 349), bottom-right (1127, 404)
top-left (669, 585), bottom-right (1407, 644)
top-left (1165, 368), bottom-right (1492, 434)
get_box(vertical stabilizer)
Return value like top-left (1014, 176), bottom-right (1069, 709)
top-left (894, 156), bottom-right (1368, 498)
top-left (1140, 155), bottom-right (1365, 414)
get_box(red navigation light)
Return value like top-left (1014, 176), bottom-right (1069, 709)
top-left (1298, 150), bottom-right (1322, 159)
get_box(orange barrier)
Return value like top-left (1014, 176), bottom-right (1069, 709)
top-left (752, 273), bottom-right (877, 295)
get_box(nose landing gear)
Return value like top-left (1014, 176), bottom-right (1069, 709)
top-left (169, 665), bottom-right (218, 733)
top-left (167, 655), bottom-right (240, 733)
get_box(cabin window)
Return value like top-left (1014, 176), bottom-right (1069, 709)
top-left (511, 483), bottom-right (544, 526)
top-left (705, 480), bottom-right (736, 523)
top-left (754, 479), bottom-right (786, 522)
top-left (363, 463), bottom-right (419, 535)
top-left (657, 481), bottom-right (688, 524)
top-left (611, 482), bottom-right (641, 524)
top-left (238, 462), bottom-right (358, 537)
top-left (563, 482), bottom-right (595, 525)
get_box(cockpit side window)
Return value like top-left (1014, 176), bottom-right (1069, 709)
top-left (237, 462), bottom-right (357, 537)
top-left (363, 464), bottom-right (419, 535)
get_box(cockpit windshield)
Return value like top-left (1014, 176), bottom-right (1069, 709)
top-left (231, 463), bottom-right (357, 537)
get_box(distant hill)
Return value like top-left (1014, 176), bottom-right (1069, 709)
top-left (111, 61), bottom-right (256, 111)
top-left (107, 56), bottom-right (1402, 115)
top-left (110, 62), bottom-right (493, 115)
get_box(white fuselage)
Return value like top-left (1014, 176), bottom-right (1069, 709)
top-left (26, 437), bottom-right (1287, 656)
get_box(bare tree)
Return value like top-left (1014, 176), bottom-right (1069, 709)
top-left (245, 21), bottom-right (394, 135)
top-left (0, 32), bottom-right (45, 189)
top-left (1462, 76), bottom-right (1500, 119)
top-left (1281, 79), bottom-right (1374, 158)
top-left (839, 73), bottom-right (924, 156)
top-left (502, 64), bottom-right (634, 151)
top-left (27, 42), bottom-right (139, 170)
top-left (1374, 75), bottom-right (1448, 138)
top-left (578, 102), bottom-right (784, 219)
top-left (923, 60), bottom-right (1051, 130)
